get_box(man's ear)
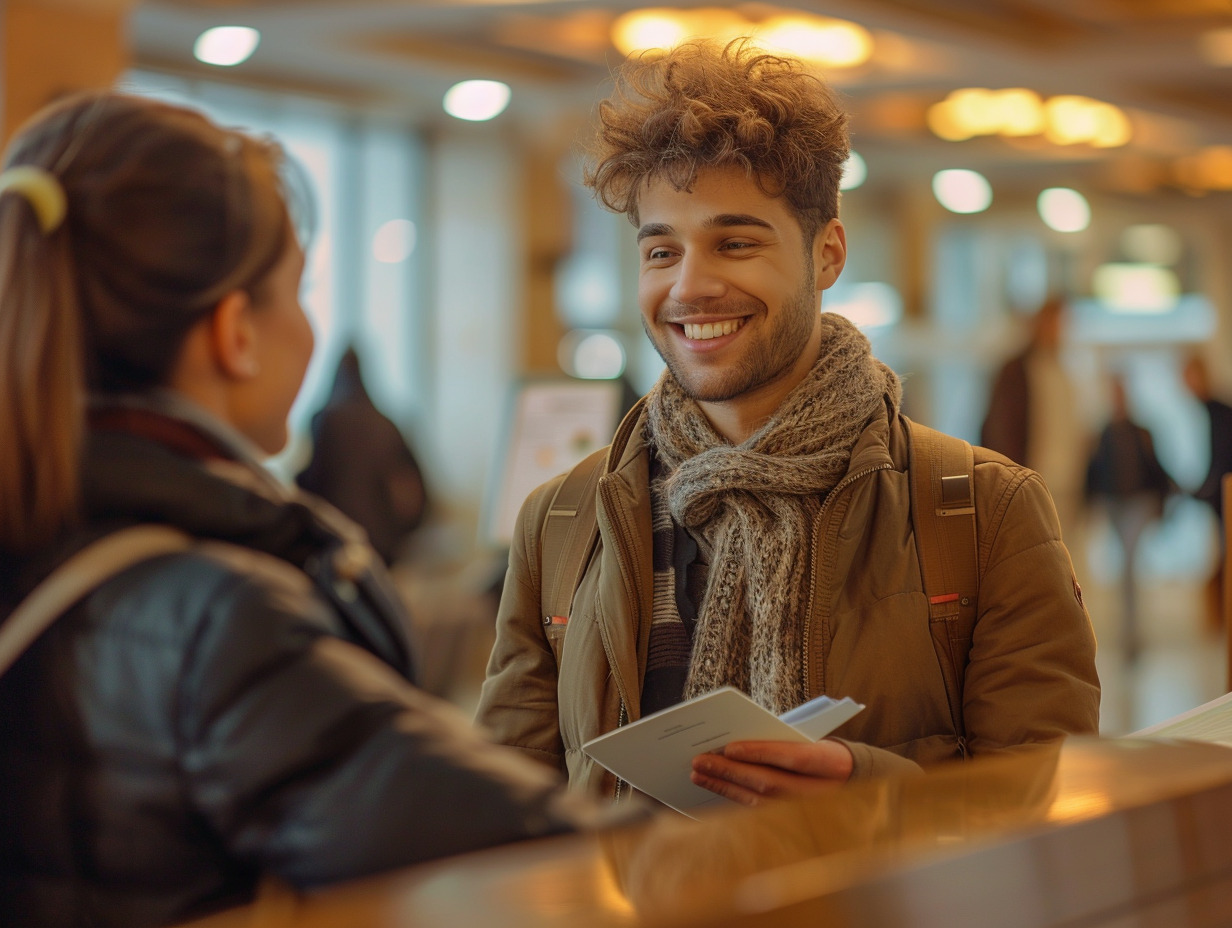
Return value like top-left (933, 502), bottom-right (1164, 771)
top-left (813, 218), bottom-right (847, 292)
top-left (209, 290), bottom-right (261, 380)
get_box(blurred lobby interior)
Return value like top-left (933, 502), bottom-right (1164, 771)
top-left (8, 0), bottom-right (1232, 735)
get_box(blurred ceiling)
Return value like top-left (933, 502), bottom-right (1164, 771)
top-left (130, 0), bottom-right (1232, 198)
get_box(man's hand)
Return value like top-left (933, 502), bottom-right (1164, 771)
top-left (690, 739), bottom-right (855, 807)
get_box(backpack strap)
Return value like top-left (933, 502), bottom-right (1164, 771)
top-left (0, 525), bottom-right (194, 679)
top-left (538, 448), bottom-right (606, 661)
top-left (905, 417), bottom-right (979, 747)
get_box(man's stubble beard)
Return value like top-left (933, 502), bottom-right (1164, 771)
top-left (645, 268), bottom-right (819, 404)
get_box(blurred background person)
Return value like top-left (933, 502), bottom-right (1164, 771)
top-left (296, 345), bottom-right (429, 567)
top-left (1084, 373), bottom-right (1176, 662)
top-left (1182, 351), bottom-right (1232, 633)
top-left (980, 295), bottom-right (1090, 575)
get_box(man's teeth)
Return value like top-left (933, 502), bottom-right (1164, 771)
top-left (683, 319), bottom-right (743, 340)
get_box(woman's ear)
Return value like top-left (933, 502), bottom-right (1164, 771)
top-left (813, 218), bottom-right (847, 292)
top-left (209, 290), bottom-right (261, 379)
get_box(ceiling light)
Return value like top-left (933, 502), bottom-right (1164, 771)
top-left (996, 89), bottom-right (1045, 136)
top-left (611, 8), bottom-right (872, 67)
top-left (755, 16), bottom-right (873, 68)
top-left (193, 26), bottom-right (260, 67)
top-left (929, 89), bottom-right (1128, 148)
top-left (611, 8), bottom-right (692, 55)
top-left (1043, 96), bottom-right (1096, 145)
top-left (1037, 187), bottom-right (1090, 233)
top-left (948, 88), bottom-right (1000, 136)
top-left (932, 169), bottom-right (992, 214)
top-left (1090, 103), bottom-right (1132, 148)
top-left (1043, 96), bottom-right (1130, 148)
top-left (443, 80), bottom-right (511, 122)
top-left (926, 100), bottom-right (972, 141)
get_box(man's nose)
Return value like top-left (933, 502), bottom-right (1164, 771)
top-left (669, 251), bottom-right (726, 305)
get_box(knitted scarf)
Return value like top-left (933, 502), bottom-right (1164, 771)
top-left (646, 312), bottom-right (902, 714)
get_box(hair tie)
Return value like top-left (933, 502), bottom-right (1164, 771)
top-left (0, 166), bottom-right (67, 234)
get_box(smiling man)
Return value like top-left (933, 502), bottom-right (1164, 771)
top-left (476, 39), bottom-right (1099, 808)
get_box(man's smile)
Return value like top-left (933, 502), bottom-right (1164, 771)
top-left (680, 318), bottom-right (746, 341)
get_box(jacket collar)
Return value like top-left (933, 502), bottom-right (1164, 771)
top-left (844, 398), bottom-right (904, 477)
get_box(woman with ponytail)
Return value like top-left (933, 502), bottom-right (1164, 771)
top-left (0, 93), bottom-right (596, 928)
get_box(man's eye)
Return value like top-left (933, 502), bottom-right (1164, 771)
top-left (647, 248), bottom-right (673, 260)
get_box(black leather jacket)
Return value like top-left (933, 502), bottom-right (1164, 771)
top-left (0, 399), bottom-right (588, 928)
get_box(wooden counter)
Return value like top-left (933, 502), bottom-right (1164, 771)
top-left (184, 737), bottom-right (1232, 928)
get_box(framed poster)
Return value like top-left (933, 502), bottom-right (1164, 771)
top-left (482, 378), bottom-right (624, 548)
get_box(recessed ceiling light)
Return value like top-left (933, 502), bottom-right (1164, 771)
top-left (443, 80), bottom-right (511, 122)
top-left (1038, 187), bottom-right (1090, 233)
top-left (193, 26), bottom-right (260, 67)
top-left (932, 169), bottom-right (992, 214)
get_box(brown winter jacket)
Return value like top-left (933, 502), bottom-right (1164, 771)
top-left (476, 401), bottom-right (1101, 801)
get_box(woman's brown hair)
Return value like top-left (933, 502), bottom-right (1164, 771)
top-left (0, 92), bottom-right (293, 553)
top-left (584, 38), bottom-right (850, 244)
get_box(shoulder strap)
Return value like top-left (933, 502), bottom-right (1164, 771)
top-left (905, 418), bottom-right (979, 745)
top-left (0, 525), bottom-right (194, 679)
top-left (540, 448), bottom-right (607, 630)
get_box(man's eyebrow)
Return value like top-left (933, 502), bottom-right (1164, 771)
top-left (707, 213), bottom-right (775, 231)
top-left (636, 222), bottom-right (672, 243)
top-left (636, 214), bottom-right (776, 243)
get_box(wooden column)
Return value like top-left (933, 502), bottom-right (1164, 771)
top-left (519, 140), bottom-right (572, 375)
top-left (2, 0), bottom-right (133, 146)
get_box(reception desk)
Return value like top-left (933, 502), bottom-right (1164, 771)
top-left (185, 737), bottom-right (1232, 927)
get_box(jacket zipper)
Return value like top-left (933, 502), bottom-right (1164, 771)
top-left (802, 462), bottom-right (893, 698)
top-left (613, 701), bottom-right (629, 801)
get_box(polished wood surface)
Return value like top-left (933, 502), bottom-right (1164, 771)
top-left (184, 737), bottom-right (1232, 928)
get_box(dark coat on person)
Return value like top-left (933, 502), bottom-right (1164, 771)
top-left (0, 403), bottom-right (583, 928)
top-left (1194, 398), bottom-right (1232, 522)
top-left (1084, 418), bottom-right (1175, 511)
top-left (980, 351), bottom-right (1030, 467)
top-left (297, 350), bottom-right (427, 565)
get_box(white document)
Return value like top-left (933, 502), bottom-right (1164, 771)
top-left (1132, 690), bottom-right (1232, 747)
top-left (582, 686), bottom-right (864, 817)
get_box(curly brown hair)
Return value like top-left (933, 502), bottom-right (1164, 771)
top-left (584, 38), bottom-right (850, 243)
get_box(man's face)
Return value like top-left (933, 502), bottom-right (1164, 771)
top-left (636, 165), bottom-right (845, 419)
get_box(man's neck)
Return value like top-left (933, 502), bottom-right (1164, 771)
top-left (697, 327), bottom-right (824, 444)
top-left (699, 395), bottom-right (780, 445)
